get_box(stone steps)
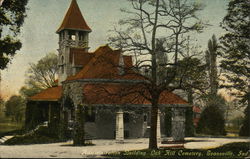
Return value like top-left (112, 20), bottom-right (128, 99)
top-left (0, 122), bottom-right (48, 145)
top-left (0, 136), bottom-right (14, 144)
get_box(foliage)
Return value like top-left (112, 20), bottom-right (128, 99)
top-left (59, 115), bottom-right (70, 141)
top-left (25, 102), bottom-right (46, 130)
top-left (219, 0), bottom-right (250, 137)
top-left (175, 57), bottom-right (208, 104)
top-left (226, 115), bottom-right (244, 134)
top-left (0, 0), bottom-right (28, 69)
top-left (239, 105), bottom-right (250, 136)
top-left (219, 0), bottom-right (249, 106)
top-left (196, 104), bottom-right (226, 135)
top-left (109, 0), bottom-right (206, 149)
top-left (4, 126), bottom-right (60, 145)
top-left (205, 35), bottom-right (219, 95)
top-left (0, 123), bottom-right (24, 137)
top-left (5, 95), bottom-right (26, 123)
top-left (73, 105), bottom-right (85, 146)
top-left (0, 96), bottom-right (24, 137)
top-left (22, 52), bottom-right (58, 97)
top-left (19, 86), bottom-right (42, 98)
top-left (19, 51), bottom-right (58, 116)
top-left (0, 96), bottom-right (4, 115)
top-left (24, 53), bottom-right (58, 91)
top-left (204, 94), bottom-right (228, 114)
top-left (197, 94), bottom-right (227, 135)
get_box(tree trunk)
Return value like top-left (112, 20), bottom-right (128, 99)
top-left (148, 0), bottom-right (160, 150)
top-left (59, 110), bottom-right (68, 141)
top-left (210, 56), bottom-right (218, 95)
top-left (149, 98), bottom-right (158, 149)
top-left (187, 87), bottom-right (193, 105)
top-left (73, 105), bottom-right (85, 146)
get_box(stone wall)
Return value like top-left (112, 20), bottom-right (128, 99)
top-left (171, 107), bottom-right (186, 141)
top-left (83, 107), bottom-right (148, 139)
top-left (60, 80), bottom-right (190, 141)
top-left (92, 108), bottom-right (116, 139)
top-left (124, 111), bottom-right (145, 138)
top-left (62, 82), bottom-right (84, 107)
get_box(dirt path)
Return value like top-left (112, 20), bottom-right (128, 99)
top-left (0, 138), bottom-right (249, 158)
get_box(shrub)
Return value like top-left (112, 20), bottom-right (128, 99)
top-left (4, 126), bottom-right (60, 145)
top-left (239, 105), bottom-right (250, 137)
top-left (196, 105), bottom-right (226, 135)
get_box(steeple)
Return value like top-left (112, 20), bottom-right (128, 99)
top-left (57, 0), bottom-right (92, 85)
top-left (56, 0), bottom-right (91, 33)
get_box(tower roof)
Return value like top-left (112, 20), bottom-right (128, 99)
top-left (56, 0), bottom-right (91, 33)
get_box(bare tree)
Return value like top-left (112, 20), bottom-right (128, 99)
top-left (19, 53), bottom-right (58, 98)
top-left (25, 53), bottom-right (58, 90)
top-left (109, 0), bottom-right (206, 149)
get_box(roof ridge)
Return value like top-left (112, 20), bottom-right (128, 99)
top-left (66, 46), bottom-right (113, 81)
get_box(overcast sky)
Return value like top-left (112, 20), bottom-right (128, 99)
top-left (1, 0), bottom-right (228, 99)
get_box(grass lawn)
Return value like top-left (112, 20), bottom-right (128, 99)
top-left (107, 142), bottom-right (250, 159)
top-left (0, 122), bottom-right (22, 134)
top-left (0, 116), bottom-right (24, 137)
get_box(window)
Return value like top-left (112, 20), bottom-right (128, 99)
top-left (79, 32), bottom-right (85, 41)
top-left (60, 32), bottom-right (64, 41)
top-left (61, 56), bottom-right (64, 74)
top-left (71, 35), bottom-right (76, 40)
top-left (69, 30), bottom-right (76, 41)
top-left (144, 115), bottom-right (147, 122)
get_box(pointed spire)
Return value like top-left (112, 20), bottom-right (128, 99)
top-left (56, 0), bottom-right (91, 33)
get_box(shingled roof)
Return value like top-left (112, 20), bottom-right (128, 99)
top-left (83, 83), bottom-right (188, 105)
top-left (56, 0), bottom-right (91, 33)
top-left (29, 86), bottom-right (62, 102)
top-left (66, 45), bottom-right (143, 81)
top-left (70, 48), bottom-right (94, 66)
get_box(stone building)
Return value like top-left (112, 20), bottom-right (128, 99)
top-left (27, 0), bottom-right (190, 142)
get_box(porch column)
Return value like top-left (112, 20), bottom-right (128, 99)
top-left (157, 109), bottom-right (161, 142)
top-left (48, 103), bottom-right (52, 123)
top-left (171, 107), bottom-right (186, 141)
top-left (116, 110), bottom-right (124, 143)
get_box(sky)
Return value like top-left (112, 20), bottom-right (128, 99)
top-left (0, 0), bottom-right (228, 100)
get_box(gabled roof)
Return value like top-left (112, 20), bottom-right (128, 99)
top-left (56, 0), bottom-right (91, 33)
top-left (66, 45), bottom-right (143, 81)
top-left (29, 86), bottom-right (62, 102)
top-left (70, 48), bottom-right (94, 66)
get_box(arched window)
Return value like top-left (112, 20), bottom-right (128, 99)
top-left (69, 30), bottom-right (76, 41)
top-left (79, 32), bottom-right (85, 41)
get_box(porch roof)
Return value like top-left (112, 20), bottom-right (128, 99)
top-left (29, 86), bottom-right (62, 102)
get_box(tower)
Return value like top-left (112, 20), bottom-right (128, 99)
top-left (56, 0), bottom-right (91, 84)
